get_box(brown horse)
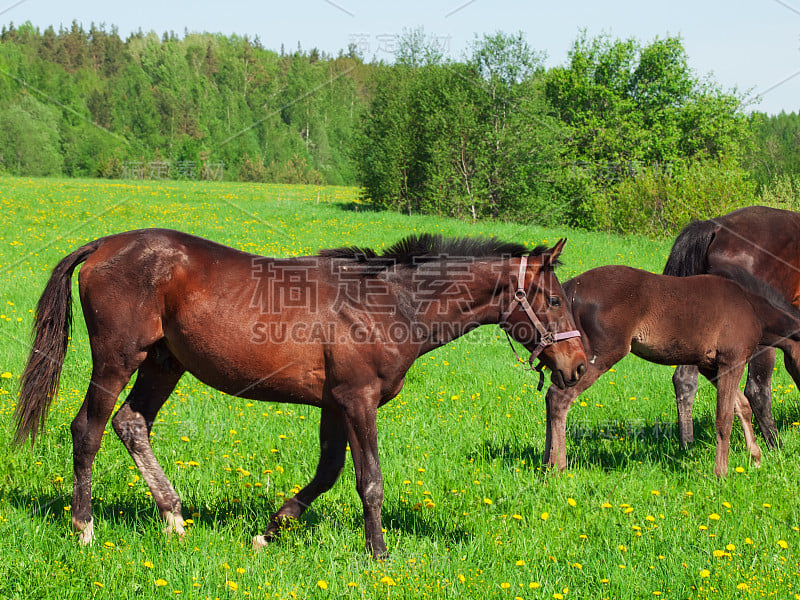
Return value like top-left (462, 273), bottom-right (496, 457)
top-left (541, 265), bottom-right (800, 477)
top-left (664, 206), bottom-right (800, 449)
top-left (13, 229), bottom-right (586, 558)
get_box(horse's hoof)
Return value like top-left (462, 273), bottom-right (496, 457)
top-left (253, 535), bottom-right (269, 551)
top-left (73, 517), bottom-right (95, 545)
top-left (164, 512), bottom-right (186, 540)
top-left (78, 523), bottom-right (95, 545)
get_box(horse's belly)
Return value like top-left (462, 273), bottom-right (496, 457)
top-left (630, 338), bottom-right (714, 368)
top-left (163, 324), bottom-right (326, 405)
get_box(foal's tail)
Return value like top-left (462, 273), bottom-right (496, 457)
top-left (13, 239), bottom-right (104, 446)
top-left (662, 218), bottom-right (719, 277)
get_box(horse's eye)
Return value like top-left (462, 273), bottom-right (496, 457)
top-left (548, 296), bottom-right (562, 308)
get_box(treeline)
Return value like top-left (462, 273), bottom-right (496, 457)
top-left (0, 22), bottom-right (798, 234)
top-left (0, 21), bottom-right (369, 184)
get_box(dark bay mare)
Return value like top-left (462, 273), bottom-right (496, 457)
top-left (13, 229), bottom-right (586, 558)
top-left (664, 206), bottom-right (800, 449)
top-left (541, 265), bottom-right (800, 477)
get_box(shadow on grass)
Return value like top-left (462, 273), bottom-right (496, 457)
top-left (332, 201), bottom-right (383, 213)
top-left (464, 413), bottom-right (762, 473)
top-left (2, 486), bottom-right (470, 549)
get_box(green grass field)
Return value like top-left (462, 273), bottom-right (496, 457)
top-left (1, 176), bottom-right (799, 599)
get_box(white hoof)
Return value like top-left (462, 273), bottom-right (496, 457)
top-left (253, 535), bottom-right (268, 551)
top-left (75, 518), bottom-right (95, 545)
top-left (164, 511), bottom-right (186, 539)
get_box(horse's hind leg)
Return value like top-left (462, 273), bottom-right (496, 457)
top-left (71, 364), bottom-right (141, 544)
top-left (745, 347), bottom-right (780, 448)
top-left (254, 405), bottom-right (347, 550)
top-left (111, 344), bottom-right (185, 538)
top-left (734, 391), bottom-right (761, 467)
top-left (673, 365), bottom-right (699, 447)
top-left (703, 364), bottom-right (746, 478)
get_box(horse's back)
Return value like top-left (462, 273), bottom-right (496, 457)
top-left (568, 266), bottom-right (762, 366)
top-left (705, 207), bottom-right (800, 301)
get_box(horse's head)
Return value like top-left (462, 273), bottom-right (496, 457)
top-left (501, 239), bottom-right (586, 389)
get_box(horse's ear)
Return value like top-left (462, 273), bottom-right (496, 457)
top-left (543, 238), bottom-right (567, 268)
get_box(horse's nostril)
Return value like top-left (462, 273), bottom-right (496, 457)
top-left (576, 363), bottom-right (587, 378)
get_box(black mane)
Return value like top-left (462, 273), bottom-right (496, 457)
top-left (319, 233), bottom-right (547, 268)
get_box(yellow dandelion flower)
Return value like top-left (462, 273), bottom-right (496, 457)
top-left (143, 561), bottom-right (154, 569)
top-left (483, 498), bottom-right (493, 505)
top-left (778, 540), bottom-right (789, 549)
top-left (317, 581), bottom-right (328, 590)
top-left (226, 581), bottom-right (238, 591)
top-left (380, 576), bottom-right (396, 586)
top-left (567, 497), bottom-right (577, 507)
top-left (515, 560), bottom-right (525, 566)
top-left (709, 513), bottom-right (721, 521)
top-left (699, 569), bottom-right (710, 578)
top-left (155, 579), bottom-right (168, 587)
top-left (501, 582), bottom-right (511, 589)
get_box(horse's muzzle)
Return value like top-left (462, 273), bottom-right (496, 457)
top-left (550, 362), bottom-right (586, 390)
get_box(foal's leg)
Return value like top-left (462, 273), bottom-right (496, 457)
top-left (111, 347), bottom-right (185, 538)
top-left (254, 405), bottom-right (348, 549)
top-left (734, 391), bottom-right (761, 467)
top-left (703, 364), bottom-right (746, 478)
top-left (544, 364), bottom-right (607, 471)
top-left (745, 347), bottom-right (780, 448)
top-left (71, 364), bottom-right (138, 544)
top-left (672, 365), bottom-right (699, 447)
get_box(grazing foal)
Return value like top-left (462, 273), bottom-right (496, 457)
top-left (542, 265), bottom-right (800, 477)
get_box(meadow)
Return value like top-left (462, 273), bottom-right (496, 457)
top-left (0, 176), bottom-right (799, 599)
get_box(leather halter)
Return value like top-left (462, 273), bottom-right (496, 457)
top-left (501, 255), bottom-right (582, 382)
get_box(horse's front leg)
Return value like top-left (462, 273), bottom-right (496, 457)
top-left (254, 405), bottom-right (347, 549)
top-left (672, 365), bottom-right (699, 447)
top-left (544, 364), bottom-right (604, 470)
top-left (332, 384), bottom-right (386, 558)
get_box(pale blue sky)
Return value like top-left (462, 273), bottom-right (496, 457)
top-left (3, 0), bottom-right (799, 115)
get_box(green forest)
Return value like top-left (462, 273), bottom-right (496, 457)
top-left (0, 21), bottom-right (798, 234)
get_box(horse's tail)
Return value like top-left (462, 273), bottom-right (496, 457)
top-left (663, 218), bottom-right (719, 277)
top-left (13, 238), bottom-right (104, 447)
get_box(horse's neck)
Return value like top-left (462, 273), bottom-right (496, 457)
top-left (397, 260), bottom-right (506, 354)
